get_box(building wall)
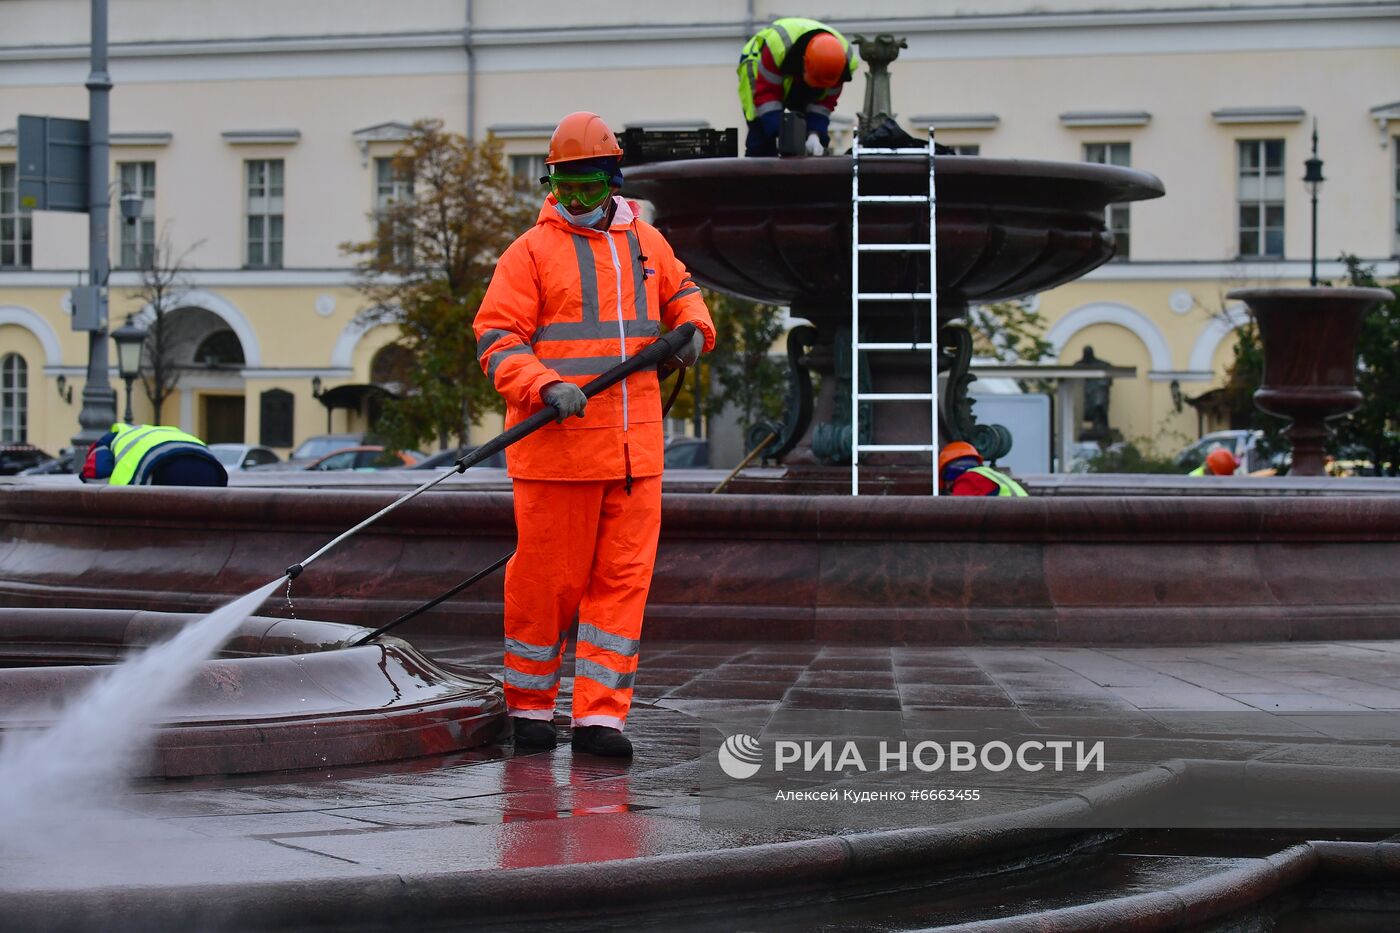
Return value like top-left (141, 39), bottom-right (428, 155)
top-left (1, 1), bottom-right (1397, 460)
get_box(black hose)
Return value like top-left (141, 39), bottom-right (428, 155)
top-left (341, 323), bottom-right (698, 645)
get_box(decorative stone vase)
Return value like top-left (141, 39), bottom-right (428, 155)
top-left (1227, 287), bottom-right (1392, 476)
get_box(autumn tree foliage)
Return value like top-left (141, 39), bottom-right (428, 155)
top-left (341, 120), bottom-right (533, 451)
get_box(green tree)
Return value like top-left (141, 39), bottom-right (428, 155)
top-left (340, 120), bottom-right (532, 451)
top-left (965, 299), bottom-right (1054, 364)
top-left (1332, 256), bottom-right (1400, 474)
top-left (707, 291), bottom-right (787, 432)
top-left (665, 290), bottom-right (787, 438)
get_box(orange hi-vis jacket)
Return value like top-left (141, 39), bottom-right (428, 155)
top-left (475, 196), bottom-right (716, 481)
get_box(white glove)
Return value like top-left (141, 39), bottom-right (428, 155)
top-left (668, 330), bottom-right (705, 369)
top-left (805, 133), bottom-right (824, 156)
top-left (542, 381), bottom-right (587, 423)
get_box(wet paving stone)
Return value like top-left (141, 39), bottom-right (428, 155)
top-left (13, 636), bottom-right (1400, 904)
top-left (784, 687), bottom-right (903, 711)
top-left (664, 679), bottom-right (793, 700)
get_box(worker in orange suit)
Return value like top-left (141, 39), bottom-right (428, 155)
top-left (474, 111), bottom-right (716, 758)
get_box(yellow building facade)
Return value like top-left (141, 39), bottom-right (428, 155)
top-left (1, 0), bottom-right (1397, 462)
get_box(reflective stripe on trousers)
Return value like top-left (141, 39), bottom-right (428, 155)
top-left (503, 475), bottom-right (661, 728)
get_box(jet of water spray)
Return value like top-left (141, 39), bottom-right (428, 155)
top-left (0, 578), bottom-right (284, 840)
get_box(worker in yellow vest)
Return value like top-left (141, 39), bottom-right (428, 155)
top-left (79, 423), bottom-right (228, 486)
top-left (738, 17), bottom-right (858, 156)
top-left (938, 442), bottom-right (1029, 497)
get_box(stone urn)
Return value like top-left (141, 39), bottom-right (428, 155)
top-left (1227, 287), bottom-right (1392, 476)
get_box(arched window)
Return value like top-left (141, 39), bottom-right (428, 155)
top-left (370, 344), bottom-right (414, 392)
top-left (193, 329), bottom-right (246, 366)
top-left (1, 353), bottom-right (27, 443)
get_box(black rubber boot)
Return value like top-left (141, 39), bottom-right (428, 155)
top-left (511, 717), bottom-right (557, 749)
top-left (571, 725), bottom-right (633, 758)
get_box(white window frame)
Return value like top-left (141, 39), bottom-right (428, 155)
top-left (1084, 142), bottom-right (1132, 260)
top-left (1, 163), bottom-right (33, 270)
top-left (244, 159), bottom-right (284, 269)
top-left (1393, 138), bottom-right (1399, 257)
top-left (1, 352), bottom-right (27, 443)
top-left (117, 161), bottom-right (156, 269)
top-left (509, 153), bottom-right (547, 187)
top-left (1237, 139), bottom-right (1285, 259)
top-left (950, 144), bottom-right (981, 156)
top-left (373, 156), bottom-right (414, 266)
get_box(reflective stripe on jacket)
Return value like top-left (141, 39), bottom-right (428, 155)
top-left (107, 424), bottom-right (213, 486)
top-left (737, 17), bottom-right (857, 121)
top-left (474, 196), bottom-right (716, 481)
top-left (967, 465), bottom-right (1029, 497)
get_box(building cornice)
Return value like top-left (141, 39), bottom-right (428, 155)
top-left (222, 129), bottom-right (302, 145)
top-left (910, 114), bottom-right (1000, 130)
top-left (1211, 106), bottom-right (1307, 125)
top-left (112, 132), bottom-right (173, 147)
top-left (486, 123), bottom-right (555, 140)
top-left (1371, 100), bottom-right (1400, 147)
top-left (1081, 258), bottom-right (1400, 281)
top-left (1, 4), bottom-right (1395, 65)
top-left (1060, 111), bottom-right (1152, 128)
top-left (4, 259), bottom-right (1399, 291)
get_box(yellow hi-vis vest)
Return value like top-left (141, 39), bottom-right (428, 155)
top-left (1188, 464), bottom-right (1206, 476)
top-left (968, 465), bottom-right (1030, 497)
top-left (107, 423), bottom-right (212, 486)
top-left (737, 17), bottom-right (857, 121)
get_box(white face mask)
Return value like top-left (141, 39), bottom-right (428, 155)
top-left (555, 199), bottom-right (609, 229)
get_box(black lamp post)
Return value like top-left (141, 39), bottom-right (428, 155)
top-left (110, 314), bottom-right (147, 425)
top-left (1303, 120), bottom-right (1325, 287)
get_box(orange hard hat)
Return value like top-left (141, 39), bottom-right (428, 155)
top-left (1206, 447), bottom-right (1240, 475)
top-left (939, 441), bottom-right (983, 474)
top-left (802, 32), bottom-right (847, 89)
top-left (545, 111), bottom-right (624, 166)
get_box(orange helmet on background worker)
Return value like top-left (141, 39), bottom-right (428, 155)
top-left (938, 441), bottom-right (982, 475)
top-left (802, 32), bottom-right (847, 88)
top-left (1206, 447), bottom-right (1240, 476)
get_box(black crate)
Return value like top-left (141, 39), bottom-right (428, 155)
top-left (619, 127), bottom-right (738, 166)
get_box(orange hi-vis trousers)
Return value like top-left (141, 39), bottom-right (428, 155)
top-left (502, 475), bottom-right (661, 731)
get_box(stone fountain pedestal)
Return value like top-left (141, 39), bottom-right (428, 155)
top-left (626, 155), bottom-right (1163, 472)
top-left (1228, 287), bottom-right (1392, 476)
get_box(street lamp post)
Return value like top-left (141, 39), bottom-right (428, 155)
top-left (72, 0), bottom-right (116, 448)
top-left (1303, 120), bottom-right (1325, 287)
top-left (111, 314), bottom-right (147, 425)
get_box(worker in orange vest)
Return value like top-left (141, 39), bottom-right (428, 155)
top-left (474, 112), bottom-right (716, 758)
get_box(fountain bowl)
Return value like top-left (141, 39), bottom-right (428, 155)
top-left (625, 155), bottom-right (1165, 317)
top-left (0, 609), bottom-right (504, 778)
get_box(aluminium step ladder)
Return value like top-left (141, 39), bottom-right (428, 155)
top-left (849, 131), bottom-right (939, 495)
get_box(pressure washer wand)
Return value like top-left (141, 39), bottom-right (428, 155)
top-left (282, 324), bottom-right (698, 582)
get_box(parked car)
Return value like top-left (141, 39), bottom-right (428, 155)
top-left (412, 446), bottom-right (507, 470)
top-left (19, 452), bottom-right (76, 476)
top-left (663, 437), bottom-right (709, 469)
top-left (209, 443), bottom-right (281, 471)
top-left (306, 446), bottom-right (424, 471)
top-left (249, 433), bottom-right (368, 471)
top-left (0, 444), bottom-right (55, 475)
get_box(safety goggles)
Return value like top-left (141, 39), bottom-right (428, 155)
top-left (546, 170), bottom-right (612, 210)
